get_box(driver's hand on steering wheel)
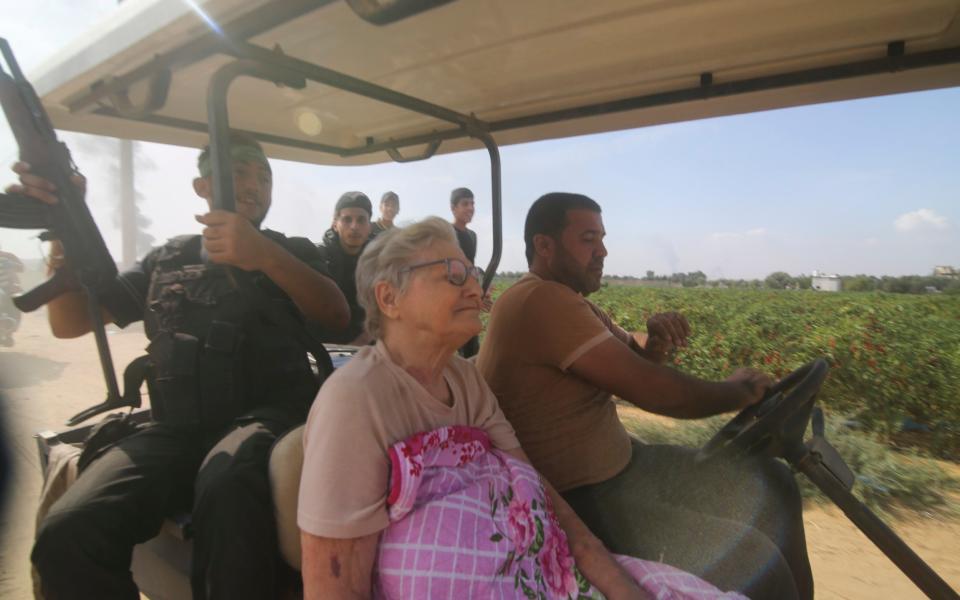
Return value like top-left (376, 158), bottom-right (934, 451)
top-left (726, 368), bottom-right (774, 408)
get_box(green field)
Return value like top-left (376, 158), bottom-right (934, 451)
top-left (492, 282), bottom-right (960, 457)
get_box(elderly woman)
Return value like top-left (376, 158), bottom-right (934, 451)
top-left (297, 218), bottom-right (742, 600)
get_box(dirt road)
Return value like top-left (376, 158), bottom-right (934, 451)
top-left (2, 310), bottom-right (958, 599)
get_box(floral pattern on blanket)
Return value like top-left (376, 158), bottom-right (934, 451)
top-left (490, 480), bottom-right (593, 598)
top-left (375, 425), bottom-right (745, 600)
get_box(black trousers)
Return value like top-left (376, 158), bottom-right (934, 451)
top-left (562, 440), bottom-right (814, 600)
top-left (32, 404), bottom-right (306, 600)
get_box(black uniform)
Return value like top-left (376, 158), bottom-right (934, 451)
top-left (454, 227), bottom-right (480, 357)
top-left (369, 220), bottom-right (388, 239)
top-left (313, 229), bottom-right (365, 344)
top-left (454, 226), bottom-right (477, 264)
top-left (32, 231), bottom-right (329, 600)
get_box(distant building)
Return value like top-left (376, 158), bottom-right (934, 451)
top-left (933, 265), bottom-right (958, 279)
top-left (632, 280), bottom-right (682, 289)
top-left (811, 270), bottom-right (841, 292)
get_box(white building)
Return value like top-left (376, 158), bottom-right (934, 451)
top-left (811, 270), bottom-right (842, 292)
top-left (933, 266), bottom-right (958, 278)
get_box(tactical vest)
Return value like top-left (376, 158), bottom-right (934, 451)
top-left (143, 235), bottom-right (315, 430)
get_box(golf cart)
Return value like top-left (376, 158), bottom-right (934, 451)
top-left (7, 0), bottom-right (960, 597)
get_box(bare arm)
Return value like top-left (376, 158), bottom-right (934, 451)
top-left (196, 210), bottom-right (350, 330)
top-left (256, 238), bottom-right (350, 329)
top-left (43, 239), bottom-right (118, 338)
top-left (570, 337), bottom-right (769, 419)
top-left (300, 530), bottom-right (379, 600)
top-left (504, 447), bottom-right (648, 600)
top-left (6, 163), bottom-right (112, 338)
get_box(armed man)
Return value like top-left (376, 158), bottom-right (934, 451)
top-left (6, 132), bottom-right (349, 600)
top-left (314, 190), bottom-right (373, 345)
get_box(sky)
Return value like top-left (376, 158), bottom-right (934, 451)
top-left (1, 0), bottom-right (958, 280)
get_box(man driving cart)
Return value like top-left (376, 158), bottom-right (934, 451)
top-left (478, 192), bottom-right (813, 600)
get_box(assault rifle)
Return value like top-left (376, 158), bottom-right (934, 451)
top-left (0, 38), bottom-right (130, 424)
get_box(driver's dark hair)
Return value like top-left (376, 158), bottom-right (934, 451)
top-left (524, 192), bottom-right (602, 266)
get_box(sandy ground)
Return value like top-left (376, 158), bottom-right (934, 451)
top-left (1, 310), bottom-right (958, 599)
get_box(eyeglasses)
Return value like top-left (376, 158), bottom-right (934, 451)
top-left (399, 258), bottom-right (484, 286)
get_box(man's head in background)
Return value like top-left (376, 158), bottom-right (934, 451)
top-left (333, 191), bottom-right (373, 255)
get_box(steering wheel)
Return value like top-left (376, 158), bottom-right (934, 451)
top-left (695, 358), bottom-right (829, 463)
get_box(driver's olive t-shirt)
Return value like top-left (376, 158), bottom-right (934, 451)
top-left (477, 273), bottom-right (633, 492)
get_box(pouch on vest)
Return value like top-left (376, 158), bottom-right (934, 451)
top-left (148, 331), bottom-right (201, 428)
top-left (197, 320), bottom-right (245, 430)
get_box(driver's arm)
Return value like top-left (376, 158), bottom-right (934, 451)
top-left (569, 337), bottom-right (770, 418)
top-left (620, 312), bottom-right (691, 365)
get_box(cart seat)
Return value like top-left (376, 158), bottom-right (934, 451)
top-left (268, 424), bottom-right (305, 570)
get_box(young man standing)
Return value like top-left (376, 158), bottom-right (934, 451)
top-left (369, 191), bottom-right (399, 238)
top-left (449, 187), bottom-right (481, 356)
top-left (449, 187), bottom-right (477, 264)
top-left (478, 192), bottom-right (813, 600)
top-left (316, 191), bottom-right (373, 344)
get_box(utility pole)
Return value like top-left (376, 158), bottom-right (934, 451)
top-left (117, 0), bottom-right (136, 269)
top-left (119, 138), bottom-right (136, 268)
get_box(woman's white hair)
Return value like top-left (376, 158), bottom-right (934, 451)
top-left (355, 216), bottom-right (458, 338)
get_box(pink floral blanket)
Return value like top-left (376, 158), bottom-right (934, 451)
top-left (373, 426), bottom-right (745, 599)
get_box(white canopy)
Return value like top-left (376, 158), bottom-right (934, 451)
top-left (28, 0), bottom-right (960, 165)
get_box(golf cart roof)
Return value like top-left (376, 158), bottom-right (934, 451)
top-left (31, 0), bottom-right (960, 166)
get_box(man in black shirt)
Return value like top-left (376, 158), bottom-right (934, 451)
top-left (450, 187), bottom-right (477, 263)
top-left (9, 133), bottom-right (349, 600)
top-left (369, 190), bottom-right (399, 238)
top-left (315, 191), bottom-right (372, 344)
top-left (450, 187), bottom-right (482, 356)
